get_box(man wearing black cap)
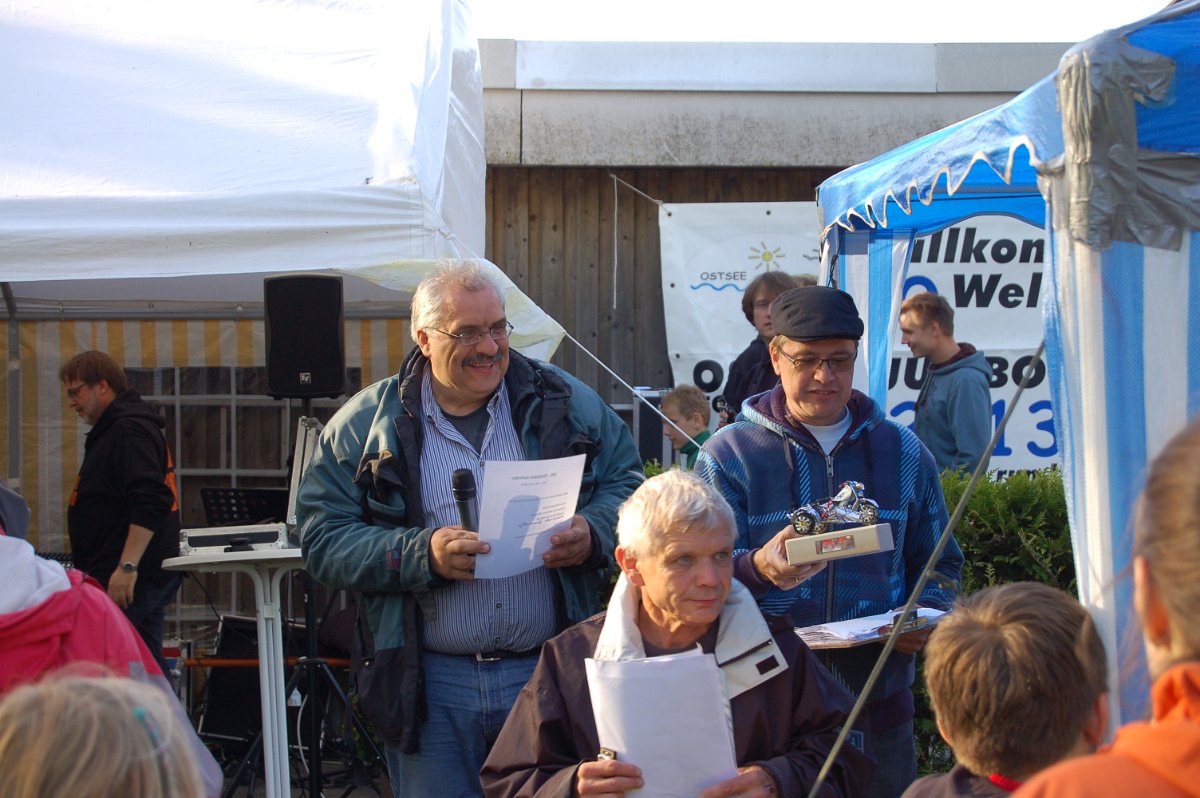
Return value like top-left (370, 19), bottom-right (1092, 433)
top-left (696, 285), bottom-right (964, 798)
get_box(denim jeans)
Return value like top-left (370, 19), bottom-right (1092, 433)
top-left (123, 574), bottom-right (180, 676)
top-left (385, 650), bottom-right (538, 798)
top-left (867, 719), bottom-right (917, 798)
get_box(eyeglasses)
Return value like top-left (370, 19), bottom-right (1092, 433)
top-left (65, 383), bottom-right (92, 399)
top-left (775, 349), bottom-right (857, 374)
top-left (431, 321), bottom-right (514, 347)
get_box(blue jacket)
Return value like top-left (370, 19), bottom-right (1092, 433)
top-left (914, 345), bottom-right (993, 474)
top-left (696, 386), bottom-right (962, 730)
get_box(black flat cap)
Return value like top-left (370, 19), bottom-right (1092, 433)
top-left (770, 286), bottom-right (864, 341)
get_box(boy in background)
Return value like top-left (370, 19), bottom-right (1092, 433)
top-left (903, 582), bottom-right (1109, 797)
top-left (661, 384), bottom-right (712, 469)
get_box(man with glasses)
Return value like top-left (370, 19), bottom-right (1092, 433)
top-left (59, 350), bottom-right (181, 676)
top-left (696, 286), bottom-right (963, 798)
top-left (297, 260), bottom-right (643, 797)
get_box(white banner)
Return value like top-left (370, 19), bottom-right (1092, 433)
top-left (658, 201), bottom-right (822, 399)
top-left (661, 204), bottom-right (1055, 473)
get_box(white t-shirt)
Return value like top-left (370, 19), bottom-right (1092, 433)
top-left (801, 407), bottom-right (851, 455)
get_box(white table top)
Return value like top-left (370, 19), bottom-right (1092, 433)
top-left (163, 547), bottom-right (304, 571)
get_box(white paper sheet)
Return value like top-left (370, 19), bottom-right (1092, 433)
top-left (585, 649), bottom-right (738, 797)
top-left (473, 454), bottom-right (586, 579)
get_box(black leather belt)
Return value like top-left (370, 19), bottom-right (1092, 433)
top-left (473, 648), bottom-right (539, 662)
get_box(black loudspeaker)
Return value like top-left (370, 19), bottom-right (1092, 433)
top-left (198, 615), bottom-right (311, 747)
top-left (632, 389), bottom-right (673, 466)
top-left (264, 274), bottom-right (346, 399)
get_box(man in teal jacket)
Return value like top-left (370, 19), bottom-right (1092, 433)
top-left (296, 261), bottom-right (643, 798)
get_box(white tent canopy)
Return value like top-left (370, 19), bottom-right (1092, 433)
top-left (2, 0), bottom-right (565, 547)
top-left (0, 0), bottom-right (562, 354)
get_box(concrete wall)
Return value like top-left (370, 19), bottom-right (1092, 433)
top-left (481, 40), bottom-right (1069, 168)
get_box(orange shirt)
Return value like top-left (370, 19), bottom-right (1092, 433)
top-left (1016, 662), bottom-right (1200, 798)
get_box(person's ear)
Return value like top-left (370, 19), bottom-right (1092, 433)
top-left (1134, 555), bottom-right (1170, 647)
top-left (415, 328), bottom-right (432, 357)
top-left (615, 547), bottom-right (643, 586)
top-left (768, 346), bottom-right (784, 377)
top-left (1082, 692), bottom-right (1110, 750)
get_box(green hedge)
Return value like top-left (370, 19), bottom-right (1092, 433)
top-left (915, 467), bottom-right (1076, 774)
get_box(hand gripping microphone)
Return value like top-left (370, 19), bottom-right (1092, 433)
top-left (451, 468), bottom-right (479, 532)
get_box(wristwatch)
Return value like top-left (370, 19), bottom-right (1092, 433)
top-left (120, 561), bottom-right (138, 574)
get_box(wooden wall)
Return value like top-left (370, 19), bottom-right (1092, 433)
top-left (485, 166), bottom-right (838, 405)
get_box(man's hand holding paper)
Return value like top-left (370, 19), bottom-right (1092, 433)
top-left (542, 515), bottom-right (593, 568)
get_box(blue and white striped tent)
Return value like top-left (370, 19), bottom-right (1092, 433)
top-left (817, 0), bottom-right (1200, 727)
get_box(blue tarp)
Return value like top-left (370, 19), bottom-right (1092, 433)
top-left (817, 72), bottom-right (1058, 237)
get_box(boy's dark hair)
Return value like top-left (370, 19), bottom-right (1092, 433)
top-left (924, 581), bottom-right (1107, 777)
top-left (58, 351), bottom-right (128, 394)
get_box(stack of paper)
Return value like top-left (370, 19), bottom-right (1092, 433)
top-left (585, 649), bottom-right (738, 797)
top-left (796, 608), bottom-right (946, 649)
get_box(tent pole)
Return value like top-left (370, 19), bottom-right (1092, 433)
top-left (3, 283), bottom-right (18, 490)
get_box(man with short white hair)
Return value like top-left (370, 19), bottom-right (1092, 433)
top-left (481, 469), bottom-right (871, 798)
top-left (298, 260), bottom-right (643, 797)
top-left (698, 285), bottom-right (964, 798)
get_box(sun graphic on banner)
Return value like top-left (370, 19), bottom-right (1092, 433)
top-left (748, 242), bottom-right (785, 271)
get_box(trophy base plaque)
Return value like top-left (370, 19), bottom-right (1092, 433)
top-left (785, 523), bottom-right (894, 565)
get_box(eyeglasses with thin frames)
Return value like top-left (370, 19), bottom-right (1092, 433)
top-left (775, 349), bottom-right (857, 374)
top-left (431, 321), bottom-right (514, 347)
top-left (65, 383), bottom-right (93, 399)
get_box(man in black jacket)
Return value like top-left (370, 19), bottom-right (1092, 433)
top-left (61, 350), bottom-right (180, 673)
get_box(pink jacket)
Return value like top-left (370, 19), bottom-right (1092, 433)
top-left (0, 536), bottom-right (223, 797)
top-left (0, 537), bottom-right (160, 693)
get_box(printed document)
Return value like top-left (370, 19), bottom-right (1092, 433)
top-left (473, 454), bottom-right (585, 579)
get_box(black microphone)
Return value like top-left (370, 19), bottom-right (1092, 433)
top-left (451, 468), bottom-right (479, 532)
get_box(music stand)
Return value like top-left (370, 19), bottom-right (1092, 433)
top-left (202, 487), bottom-right (290, 527)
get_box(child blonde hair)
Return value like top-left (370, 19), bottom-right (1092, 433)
top-left (0, 673), bottom-right (205, 798)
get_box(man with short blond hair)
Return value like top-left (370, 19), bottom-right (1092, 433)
top-left (698, 285), bottom-right (963, 798)
top-left (59, 350), bottom-right (180, 675)
top-left (899, 292), bottom-right (992, 474)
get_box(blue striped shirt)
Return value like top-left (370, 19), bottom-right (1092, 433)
top-left (418, 372), bottom-right (562, 654)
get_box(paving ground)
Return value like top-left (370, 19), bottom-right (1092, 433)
top-left (224, 756), bottom-right (389, 797)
